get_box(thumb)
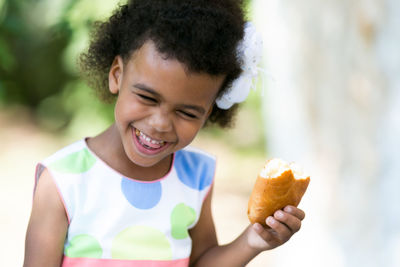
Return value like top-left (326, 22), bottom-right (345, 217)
top-left (251, 223), bottom-right (277, 246)
top-left (252, 223), bottom-right (264, 234)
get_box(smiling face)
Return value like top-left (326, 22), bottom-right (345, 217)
top-left (109, 41), bottom-right (224, 171)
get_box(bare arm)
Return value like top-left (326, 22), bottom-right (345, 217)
top-left (23, 168), bottom-right (68, 267)
top-left (189, 185), bottom-right (258, 267)
top-left (189, 186), bottom-right (218, 265)
top-left (189, 186), bottom-right (305, 267)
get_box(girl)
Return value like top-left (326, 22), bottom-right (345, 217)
top-left (24, 0), bottom-right (305, 266)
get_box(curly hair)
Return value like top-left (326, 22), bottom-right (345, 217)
top-left (79, 0), bottom-right (246, 128)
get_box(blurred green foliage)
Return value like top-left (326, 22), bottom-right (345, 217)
top-left (0, 0), bottom-right (263, 154)
top-left (0, 0), bottom-right (120, 131)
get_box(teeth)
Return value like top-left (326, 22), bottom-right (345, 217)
top-left (135, 129), bottom-right (165, 145)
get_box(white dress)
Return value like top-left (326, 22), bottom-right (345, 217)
top-left (35, 139), bottom-right (215, 267)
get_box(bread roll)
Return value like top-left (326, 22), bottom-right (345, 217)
top-left (247, 158), bottom-right (310, 225)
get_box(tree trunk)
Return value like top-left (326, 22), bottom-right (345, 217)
top-left (252, 0), bottom-right (400, 266)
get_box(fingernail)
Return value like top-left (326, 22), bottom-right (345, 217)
top-left (267, 216), bottom-right (275, 224)
top-left (284, 206), bottom-right (292, 212)
top-left (253, 223), bottom-right (262, 231)
top-left (275, 210), bottom-right (284, 218)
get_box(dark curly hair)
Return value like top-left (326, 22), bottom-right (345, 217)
top-left (79, 0), bottom-right (246, 128)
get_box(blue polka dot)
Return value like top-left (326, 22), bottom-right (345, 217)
top-left (174, 150), bottom-right (215, 191)
top-left (121, 178), bottom-right (162, 209)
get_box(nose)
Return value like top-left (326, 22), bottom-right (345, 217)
top-left (148, 108), bottom-right (173, 133)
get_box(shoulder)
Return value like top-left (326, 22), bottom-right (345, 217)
top-left (34, 168), bottom-right (64, 207)
top-left (43, 139), bottom-right (87, 161)
top-left (35, 139), bottom-right (95, 223)
top-left (25, 167), bottom-right (68, 265)
top-left (176, 146), bottom-right (216, 163)
top-left (173, 146), bottom-right (216, 191)
top-left (41, 139), bottom-right (97, 174)
top-left (32, 167), bottom-right (69, 227)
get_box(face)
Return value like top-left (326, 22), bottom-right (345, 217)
top-left (109, 41), bottom-right (224, 169)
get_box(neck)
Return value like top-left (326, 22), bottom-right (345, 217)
top-left (87, 124), bottom-right (173, 181)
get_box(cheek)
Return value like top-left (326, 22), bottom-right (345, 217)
top-left (114, 97), bottom-right (143, 123)
top-left (176, 121), bottom-right (203, 144)
top-left (114, 99), bottom-right (128, 124)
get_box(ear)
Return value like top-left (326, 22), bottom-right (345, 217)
top-left (206, 105), bottom-right (214, 118)
top-left (109, 56), bottom-right (124, 94)
top-left (201, 105), bottom-right (214, 128)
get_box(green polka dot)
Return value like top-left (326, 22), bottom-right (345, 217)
top-left (49, 148), bottom-right (96, 173)
top-left (112, 225), bottom-right (172, 260)
top-left (65, 234), bottom-right (102, 258)
top-left (171, 203), bottom-right (196, 239)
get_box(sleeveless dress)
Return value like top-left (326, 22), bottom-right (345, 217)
top-left (35, 139), bottom-right (215, 267)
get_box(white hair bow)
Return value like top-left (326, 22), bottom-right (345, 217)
top-left (216, 22), bottom-right (263, 109)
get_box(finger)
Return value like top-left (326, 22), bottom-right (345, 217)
top-left (253, 223), bottom-right (282, 249)
top-left (253, 223), bottom-right (277, 243)
top-left (274, 210), bottom-right (302, 233)
top-left (284, 205), bottom-right (306, 221)
top-left (266, 216), bottom-right (292, 242)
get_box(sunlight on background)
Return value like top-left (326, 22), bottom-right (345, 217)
top-left (1, 0), bottom-right (399, 266)
top-left (253, 0), bottom-right (400, 266)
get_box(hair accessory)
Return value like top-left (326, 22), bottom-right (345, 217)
top-left (216, 22), bottom-right (264, 109)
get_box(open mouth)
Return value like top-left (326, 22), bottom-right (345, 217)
top-left (132, 127), bottom-right (170, 155)
top-left (135, 129), bottom-right (165, 149)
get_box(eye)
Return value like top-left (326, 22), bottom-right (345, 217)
top-left (137, 94), bottom-right (157, 103)
top-left (178, 110), bottom-right (198, 119)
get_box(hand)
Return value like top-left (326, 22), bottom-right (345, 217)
top-left (246, 205), bottom-right (305, 251)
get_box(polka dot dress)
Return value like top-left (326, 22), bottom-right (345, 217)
top-left (36, 140), bottom-right (215, 267)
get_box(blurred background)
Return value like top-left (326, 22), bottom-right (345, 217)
top-left (0, 0), bottom-right (398, 266)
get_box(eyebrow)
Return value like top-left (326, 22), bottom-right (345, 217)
top-left (133, 83), bottom-right (206, 115)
